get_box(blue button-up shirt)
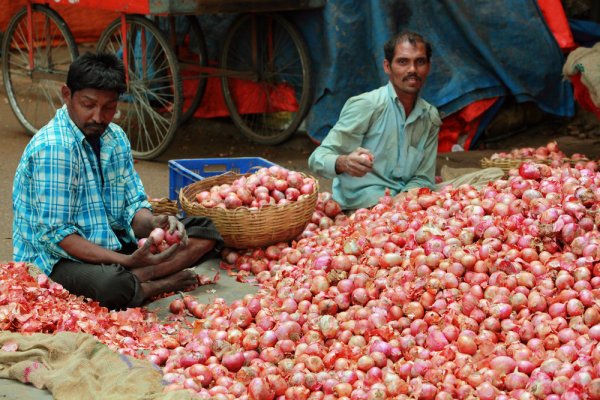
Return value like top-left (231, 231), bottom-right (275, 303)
top-left (13, 106), bottom-right (152, 275)
top-left (308, 82), bottom-right (441, 210)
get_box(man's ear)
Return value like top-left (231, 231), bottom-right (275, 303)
top-left (383, 59), bottom-right (391, 76)
top-left (61, 85), bottom-right (71, 104)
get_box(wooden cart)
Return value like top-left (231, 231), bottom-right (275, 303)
top-left (2, 0), bottom-right (325, 159)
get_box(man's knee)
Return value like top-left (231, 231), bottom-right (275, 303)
top-left (190, 238), bottom-right (216, 251)
top-left (187, 238), bottom-right (219, 266)
top-left (57, 264), bottom-right (139, 310)
top-left (90, 269), bottom-right (139, 310)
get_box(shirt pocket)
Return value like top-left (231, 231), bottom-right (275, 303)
top-left (393, 145), bottom-right (424, 181)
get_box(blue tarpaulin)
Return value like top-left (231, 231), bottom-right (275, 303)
top-left (284, 0), bottom-right (574, 142)
top-left (569, 18), bottom-right (600, 47)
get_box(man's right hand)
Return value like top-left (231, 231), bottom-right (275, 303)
top-left (127, 237), bottom-right (179, 269)
top-left (335, 147), bottom-right (374, 177)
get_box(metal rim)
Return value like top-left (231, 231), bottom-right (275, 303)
top-left (96, 15), bottom-right (183, 160)
top-left (220, 13), bottom-right (312, 145)
top-left (2, 5), bottom-right (78, 135)
top-left (178, 16), bottom-right (208, 124)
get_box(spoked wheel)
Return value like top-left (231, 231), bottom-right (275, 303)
top-left (156, 15), bottom-right (208, 124)
top-left (220, 13), bottom-right (312, 145)
top-left (177, 16), bottom-right (208, 124)
top-left (2, 5), bottom-right (78, 135)
top-left (97, 15), bottom-right (182, 160)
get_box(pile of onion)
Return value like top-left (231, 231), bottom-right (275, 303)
top-left (6, 146), bottom-right (600, 400)
top-left (194, 166), bottom-right (316, 210)
top-left (490, 141), bottom-right (593, 171)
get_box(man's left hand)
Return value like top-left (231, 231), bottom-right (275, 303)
top-left (152, 215), bottom-right (189, 245)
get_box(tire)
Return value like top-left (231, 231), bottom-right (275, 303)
top-left (178, 16), bottom-right (208, 124)
top-left (220, 13), bottom-right (312, 145)
top-left (152, 15), bottom-right (206, 123)
top-left (96, 15), bottom-right (182, 160)
top-left (2, 5), bottom-right (78, 135)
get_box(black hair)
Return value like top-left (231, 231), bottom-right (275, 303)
top-left (384, 31), bottom-right (432, 63)
top-left (66, 52), bottom-right (126, 95)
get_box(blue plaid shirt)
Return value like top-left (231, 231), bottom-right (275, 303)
top-left (13, 106), bottom-right (152, 275)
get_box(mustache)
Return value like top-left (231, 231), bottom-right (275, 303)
top-left (403, 74), bottom-right (421, 81)
top-left (84, 123), bottom-right (107, 131)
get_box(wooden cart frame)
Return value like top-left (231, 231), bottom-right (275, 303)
top-left (2, 0), bottom-right (324, 159)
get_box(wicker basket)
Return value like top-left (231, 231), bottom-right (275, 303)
top-left (480, 157), bottom-right (527, 173)
top-left (179, 172), bottom-right (319, 249)
top-left (148, 197), bottom-right (179, 216)
top-left (480, 157), bottom-right (589, 174)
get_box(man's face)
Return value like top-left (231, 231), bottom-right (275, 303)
top-left (383, 40), bottom-right (431, 98)
top-left (61, 86), bottom-right (119, 139)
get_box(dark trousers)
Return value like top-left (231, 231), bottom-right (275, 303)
top-left (49, 217), bottom-right (223, 310)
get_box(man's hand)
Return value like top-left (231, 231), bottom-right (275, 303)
top-left (127, 237), bottom-right (180, 270)
top-left (152, 215), bottom-right (189, 246)
top-left (335, 147), bottom-right (374, 177)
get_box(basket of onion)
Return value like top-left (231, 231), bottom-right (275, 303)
top-left (179, 166), bottom-right (319, 249)
top-left (480, 141), bottom-right (589, 174)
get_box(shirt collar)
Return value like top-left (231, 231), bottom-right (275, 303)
top-left (386, 81), bottom-right (427, 120)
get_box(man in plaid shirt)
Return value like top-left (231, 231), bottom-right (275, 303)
top-left (13, 52), bottom-right (223, 309)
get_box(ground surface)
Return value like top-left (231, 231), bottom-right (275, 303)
top-left (1, 80), bottom-right (600, 398)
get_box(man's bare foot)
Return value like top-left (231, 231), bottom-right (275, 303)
top-left (139, 269), bottom-right (197, 301)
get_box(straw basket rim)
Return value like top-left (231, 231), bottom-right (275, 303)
top-left (179, 171), bottom-right (319, 249)
top-left (480, 156), bottom-right (589, 173)
top-left (148, 197), bottom-right (179, 216)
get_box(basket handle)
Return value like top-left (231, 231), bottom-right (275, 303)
top-left (218, 170), bottom-right (238, 177)
top-left (247, 165), bottom-right (268, 173)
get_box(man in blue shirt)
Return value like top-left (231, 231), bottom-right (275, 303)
top-left (309, 31), bottom-right (440, 210)
top-left (13, 53), bottom-right (223, 310)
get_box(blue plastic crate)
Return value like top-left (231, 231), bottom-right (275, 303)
top-left (168, 157), bottom-right (276, 200)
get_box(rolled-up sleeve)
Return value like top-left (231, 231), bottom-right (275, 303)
top-left (32, 145), bottom-right (82, 259)
top-left (308, 97), bottom-right (376, 179)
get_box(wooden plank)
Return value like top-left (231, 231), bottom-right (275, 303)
top-left (30, 0), bottom-right (151, 14)
top-left (31, 0), bottom-right (325, 15)
top-left (144, 0), bottom-right (326, 15)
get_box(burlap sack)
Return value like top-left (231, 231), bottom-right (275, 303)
top-left (0, 332), bottom-right (194, 400)
top-left (436, 167), bottom-right (504, 190)
top-left (563, 43), bottom-right (600, 106)
top-left (439, 165), bottom-right (481, 181)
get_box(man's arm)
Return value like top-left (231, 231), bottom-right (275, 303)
top-left (113, 133), bottom-right (188, 244)
top-left (30, 144), bottom-right (176, 270)
top-left (131, 208), bottom-right (155, 238)
top-left (59, 234), bottom-right (130, 266)
top-left (59, 233), bottom-right (179, 270)
top-left (118, 143), bottom-right (154, 235)
top-left (308, 97), bottom-right (376, 179)
top-left (31, 144), bottom-right (87, 262)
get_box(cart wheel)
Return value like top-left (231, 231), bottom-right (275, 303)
top-left (96, 15), bottom-right (182, 160)
top-left (2, 5), bottom-right (78, 135)
top-left (220, 13), bottom-right (312, 145)
top-left (179, 16), bottom-right (208, 124)
top-left (158, 15), bottom-right (207, 124)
